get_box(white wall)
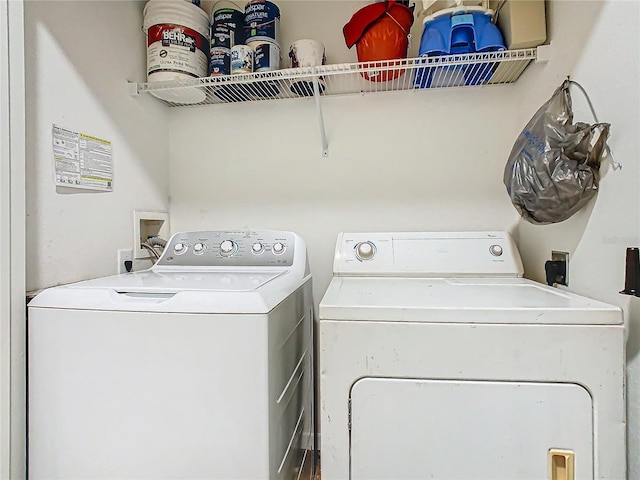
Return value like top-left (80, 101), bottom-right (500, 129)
top-left (25, 0), bottom-right (171, 292)
top-left (169, 88), bottom-right (521, 313)
top-left (511, 1), bottom-right (640, 477)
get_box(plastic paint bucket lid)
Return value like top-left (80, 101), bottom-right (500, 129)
top-left (143, 0), bottom-right (210, 103)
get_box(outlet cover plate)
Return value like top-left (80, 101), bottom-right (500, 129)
top-left (117, 249), bottom-right (133, 274)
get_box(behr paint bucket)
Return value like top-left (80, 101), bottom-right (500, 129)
top-left (244, 0), bottom-right (280, 45)
top-left (231, 44), bottom-right (254, 74)
top-left (249, 40), bottom-right (280, 72)
top-left (210, 47), bottom-right (231, 75)
top-left (210, 7), bottom-right (245, 49)
top-left (289, 39), bottom-right (326, 96)
top-left (143, 0), bottom-right (210, 103)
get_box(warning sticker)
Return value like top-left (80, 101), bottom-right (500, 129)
top-left (52, 125), bottom-right (113, 191)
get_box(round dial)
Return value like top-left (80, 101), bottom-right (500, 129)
top-left (252, 242), bottom-right (264, 254)
top-left (356, 241), bottom-right (376, 261)
top-left (219, 240), bottom-right (237, 256)
top-left (489, 244), bottom-right (503, 257)
top-left (173, 243), bottom-right (187, 255)
top-left (272, 242), bottom-right (285, 255)
top-left (193, 243), bottom-right (206, 254)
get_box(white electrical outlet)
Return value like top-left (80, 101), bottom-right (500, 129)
top-left (133, 210), bottom-right (170, 259)
top-left (117, 249), bottom-right (134, 274)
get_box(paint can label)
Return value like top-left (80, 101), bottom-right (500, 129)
top-left (211, 8), bottom-right (245, 48)
top-left (231, 45), bottom-right (254, 74)
top-left (211, 24), bottom-right (236, 49)
top-left (213, 8), bottom-right (244, 28)
top-left (147, 24), bottom-right (209, 78)
top-left (254, 42), bottom-right (280, 71)
top-left (210, 47), bottom-right (231, 75)
top-left (244, 1), bottom-right (280, 44)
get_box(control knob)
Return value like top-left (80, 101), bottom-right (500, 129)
top-left (219, 240), bottom-right (237, 257)
top-left (272, 242), bottom-right (285, 255)
top-left (174, 243), bottom-right (187, 255)
top-left (252, 242), bottom-right (264, 254)
top-left (193, 243), bottom-right (206, 254)
top-left (355, 241), bottom-right (376, 261)
top-left (489, 244), bottom-right (503, 257)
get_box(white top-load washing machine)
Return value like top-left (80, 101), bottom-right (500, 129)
top-left (319, 232), bottom-right (625, 480)
top-left (28, 230), bottom-right (314, 480)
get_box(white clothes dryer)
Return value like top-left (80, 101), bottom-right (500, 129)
top-left (319, 232), bottom-right (624, 480)
top-left (28, 230), bottom-right (314, 480)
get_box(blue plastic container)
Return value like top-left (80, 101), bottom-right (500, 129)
top-left (414, 12), bottom-right (505, 88)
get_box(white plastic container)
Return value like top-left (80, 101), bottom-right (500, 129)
top-left (288, 39), bottom-right (326, 97)
top-left (288, 39), bottom-right (325, 68)
top-left (143, 0), bottom-right (210, 103)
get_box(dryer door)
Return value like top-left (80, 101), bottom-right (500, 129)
top-left (349, 378), bottom-right (593, 480)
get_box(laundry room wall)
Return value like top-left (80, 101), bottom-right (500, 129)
top-left (509, 1), bottom-right (640, 477)
top-left (167, 0), bottom-right (524, 315)
top-left (24, 0), bottom-right (171, 292)
top-left (169, 87), bottom-right (521, 306)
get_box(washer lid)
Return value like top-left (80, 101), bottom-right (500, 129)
top-left (66, 270), bottom-right (284, 293)
top-left (319, 277), bottom-right (622, 325)
top-left (28, 269), bottom-right (309, 314)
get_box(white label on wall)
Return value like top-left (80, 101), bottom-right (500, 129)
top-left (52, 124), bottom-right (113, 191)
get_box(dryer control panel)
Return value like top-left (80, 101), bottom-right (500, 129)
top-left (333, 231), bottom-right (524, 277)
top-left (156, 230), bottom-right (296, 267)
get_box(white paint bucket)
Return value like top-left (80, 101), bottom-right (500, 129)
top-left (143, 0), bottom-right (210, 103)
top-left (249, 40), bottom-right (280, 72)
top-left (288, 39), bottom-right (325, 68)
top-left (231, 44), bottom-right (254, 74)
top-left (289, 39), bottom-right (326, 96)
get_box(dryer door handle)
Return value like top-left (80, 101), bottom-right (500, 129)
top-left (549, 449), bottom-right (575, 480)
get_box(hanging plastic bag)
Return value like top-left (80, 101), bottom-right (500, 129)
top-left (503, 79), bottom-right (611, 225)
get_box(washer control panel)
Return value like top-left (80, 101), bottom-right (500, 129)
top-left (157, 231), bottom-right (295, 267)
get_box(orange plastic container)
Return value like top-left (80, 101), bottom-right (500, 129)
top-left (351, 3), bottom-right (414, 82)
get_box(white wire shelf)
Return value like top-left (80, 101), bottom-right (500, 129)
top-left (132, 48), bottom-right (537, 107)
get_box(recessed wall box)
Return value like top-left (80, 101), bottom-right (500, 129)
top-left (133, 210), bottom-right (170, 259)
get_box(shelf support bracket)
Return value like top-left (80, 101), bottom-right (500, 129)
top-left (535, 44), bottom-right (552, 63)
top-left (312, 74), bottom-right (329, 158)
top-left (127, 81), bottom-right (140, 96)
